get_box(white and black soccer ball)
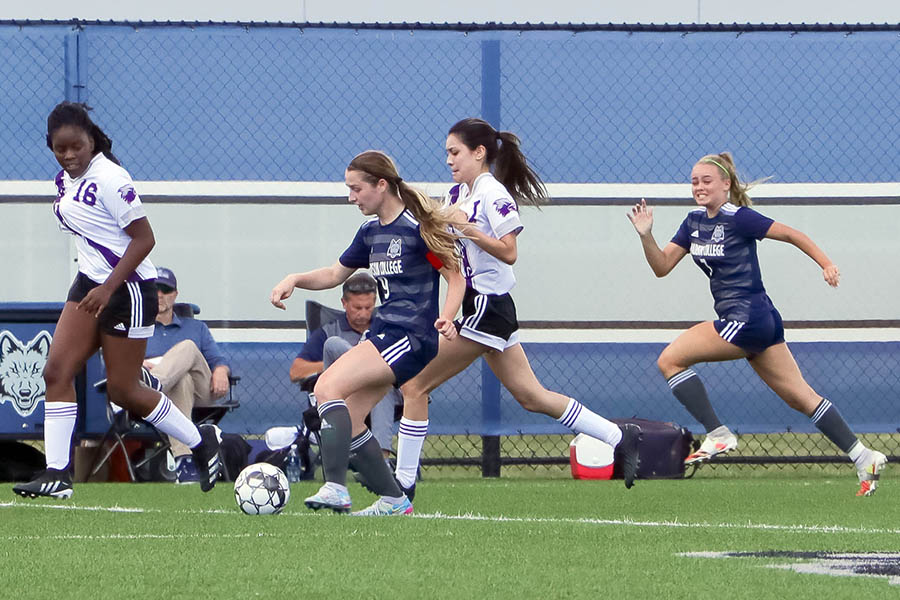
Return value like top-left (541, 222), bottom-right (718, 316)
top-left (234, 462), bottom-right (290, 515)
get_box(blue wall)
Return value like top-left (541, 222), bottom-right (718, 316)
top-left (2, 24), bottom-right (898, 183)
top-left (211, 341), bottom-right (900, 436)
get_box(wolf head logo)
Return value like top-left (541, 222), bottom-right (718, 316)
top-left (387, 238), bottom-right (402, 259)
top-left (0, 330), bottom-right (52, 417)
top-left (711, 224), bottom-right (725, 243)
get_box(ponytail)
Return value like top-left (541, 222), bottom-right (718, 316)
top-left (347, 151), bottom-right (460, 270)
top-left (698, 152), bottom-right (768, 208)
top-left (448, 118), bottom-right (548, 207)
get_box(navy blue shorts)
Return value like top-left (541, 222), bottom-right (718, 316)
top-left (67, 272), bottom-right (158, 339)
top-left (713, 306), bottom-right (785, 355)
top-left (363, 323), bottom-right (438, 387)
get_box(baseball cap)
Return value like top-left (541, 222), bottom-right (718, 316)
top-left (156, 267), bottom-right (178, 291)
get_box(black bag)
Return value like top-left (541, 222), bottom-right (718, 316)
top-left (0, 441), bottom-right (45, 482)
top-left (611, 418), bottom-right (697, 479)
top-left (219, 433), bottom-right (252, 481)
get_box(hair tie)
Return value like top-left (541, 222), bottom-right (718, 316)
top-left (395, 176), bottom-right (403, 185)
top-left (702, 158), bottom-right (730, 177)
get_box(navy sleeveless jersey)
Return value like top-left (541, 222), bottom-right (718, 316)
top-left (339, 209), bottom-right (441, 346)
top-left (671, 203), bottom-right (775, 321)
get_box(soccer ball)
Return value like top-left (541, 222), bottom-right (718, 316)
top-left (234, 463), bottom-right (290, 515)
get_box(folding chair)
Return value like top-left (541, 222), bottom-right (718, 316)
top-left (87, 398), bottom-right (172, 482)
top-left (88, 301), bottom-right (240, 481)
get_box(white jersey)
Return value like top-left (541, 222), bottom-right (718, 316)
top-left (52, 153), bottom-right (156, 284)
top-left (445, 172), bottom-right (523, 295)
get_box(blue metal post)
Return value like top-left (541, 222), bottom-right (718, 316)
top-left (64, 28), bottom-right (86, 103)
top-left (479, 39), bottom-right (503, 477)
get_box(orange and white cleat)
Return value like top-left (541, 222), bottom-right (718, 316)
top-left (685, 430), bottom-right (738, 466)
top-left (856, 450), bottom-right (887, 497)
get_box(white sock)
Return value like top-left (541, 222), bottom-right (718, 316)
top-left (847, 440), bottom-right (868, 466)
top-left (44, 402), bottom-right (78, 469)
top-left (557, 398), bottom-right (622, 447)
top-left (145, 393), bottom-right (201, 448)
top-left (395, 417), bottom-right (428, 488)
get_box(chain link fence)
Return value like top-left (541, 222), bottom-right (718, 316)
top-left (2, 21), bottom-right (899, 475)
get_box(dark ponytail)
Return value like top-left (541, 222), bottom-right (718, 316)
top-left (448, 118), bottom-right (548, 207)
top-left (46, 102), bottom-right (120, 165)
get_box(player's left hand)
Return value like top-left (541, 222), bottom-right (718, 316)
top-left (823, 264), bottom-right (840, 287)
top-left (435, 317), bottom-right (457, 340)
top-left (77, 284), bottom-right (113, 318)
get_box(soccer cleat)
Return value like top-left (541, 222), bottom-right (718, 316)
top-left (856, 450), bottom-right (887, 497)
top-left (353, 471), bottom-right (416, 502)
top-left (304, 484), bottom-right (352, 513)
top-left (351, 496), bottom-right (413, 516)
top-left (684, 430), bottom-right (738, 466)
top-left (618, 423), bottom-right (642, 489)
top-left (191, 424), bottom-right (221, 492)
top-left (174, 456), bottom-right (200, 485)
top-left (13, 468), bottom-right (74, 499)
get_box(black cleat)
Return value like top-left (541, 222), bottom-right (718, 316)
top-left (191, 424), bottom-right (222, 492)
top-left (13, 468), bottom-right (74, 499)
top-left (618, 424), bottom-right (642, 489)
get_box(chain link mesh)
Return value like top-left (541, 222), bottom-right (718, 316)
top-left (3, 22), bottom-right (899, 475)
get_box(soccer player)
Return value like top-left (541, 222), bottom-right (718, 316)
top-left (388, 119), bottom-right (642, 503)
top-left (627, 152), bottom-right (887, 496)
top-left (270, 150), bottom-right (464, 516)
top-left (13, 102), bottom-right (221, 499)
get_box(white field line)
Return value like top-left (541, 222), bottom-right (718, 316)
top-left (2, 501), bottom-right (899, 538)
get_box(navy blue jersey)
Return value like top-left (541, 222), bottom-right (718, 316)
top-left (339, 210), bottom-right (441, 346)
top-left (671, 203), bottom-right (775, 321)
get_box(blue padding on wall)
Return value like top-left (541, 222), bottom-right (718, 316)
top-left (215, 341), bottom-right (900, 436)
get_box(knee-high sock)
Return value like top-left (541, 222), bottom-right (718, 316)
top-left (350, 429), bottom-right (402, 497)
top-left (44, 402), bottom-right (78, 470)
top-left (811, 398), bottom-right (861, 455)
top-left (557, 398), bottom-right (622, 447)
top-left (145, 393), bottom-right (201, 448)
top-left (667, 369), bottom-right (723, 433)
top-left (317, 399), bottom-right (352, 486)
top-left (395, 417), bottom-right (427, 488)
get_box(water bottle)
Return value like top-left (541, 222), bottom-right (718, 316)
top-left (285, 444), bottom-right (301, 483)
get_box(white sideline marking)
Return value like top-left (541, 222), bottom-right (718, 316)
top-left (2, 501), bottom-right (899, 537)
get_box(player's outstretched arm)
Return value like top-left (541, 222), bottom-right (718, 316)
top-left (270, 261), bottom-right (356, 310)
top-left (627, 199), bottom-right (687, 277)
top-left (765, 222), bottom-right (840, 287)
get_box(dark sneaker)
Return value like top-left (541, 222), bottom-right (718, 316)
top-left (191, 424), bottom-right (222, 492)
top-left (618, 424), bottom-right (642, 489)
top-left (13, 468), bottom-right (73, 499)
top-left (140, 366), bottom-right (163, 392)
top-left (175, 456), bottom-right (201, 485)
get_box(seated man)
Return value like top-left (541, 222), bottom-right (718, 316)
top-left (289, 272), bottom-right (399, 459)
top-left (146, 267), bottom-right (232, 484)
